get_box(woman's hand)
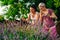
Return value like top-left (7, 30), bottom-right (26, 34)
top-left (49, 10), bottom-right (57, 19)
top-left (47, 13), bottom-right (50, 17)
top-left (50, 13), bottom-right (57, 19)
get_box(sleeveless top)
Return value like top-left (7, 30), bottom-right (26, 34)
top-left (42, 9), bottom-right (55, 27)
top-left (28, 12), bottom-right (40, 26)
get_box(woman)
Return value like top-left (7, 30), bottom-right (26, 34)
top-left (22, 4), bottom-right (40, 29)
top-left (38, 3), bottom-right (58, 40)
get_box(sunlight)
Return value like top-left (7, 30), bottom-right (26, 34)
top-left (0, 5), bottom-right (10, 15)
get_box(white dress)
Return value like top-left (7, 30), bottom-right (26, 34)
top-left (28, 12), bottom-right (40, 26)
top-left (27, 12), bottom-right (41, 34)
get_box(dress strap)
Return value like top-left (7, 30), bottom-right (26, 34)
top-left (48, 9), bottom-right (53, 15)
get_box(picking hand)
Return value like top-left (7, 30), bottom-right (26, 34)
top-left (21, 17), bottom-right (26, 21)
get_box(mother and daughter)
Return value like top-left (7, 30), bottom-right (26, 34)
top-left (22, 3), bottom-right (59, 40)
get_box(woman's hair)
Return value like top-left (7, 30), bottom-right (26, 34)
top-left (38, 2), bottom-right (45, 7)
top-left (30, 4), bottom-right (37, 11)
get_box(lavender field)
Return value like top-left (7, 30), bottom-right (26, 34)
top-left (0, 20), bottom-right (60, 40)
top-left (0, 20), bottom-right (46, 40)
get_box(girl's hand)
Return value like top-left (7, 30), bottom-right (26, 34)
top-left (21, 17), bottom-right (26, 21)
top-left (49, 29), bottom-right (51, 33)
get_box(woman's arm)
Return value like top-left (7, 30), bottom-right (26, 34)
top-left (39, 12), bottom-right (43, 23)
top-left (50, 11), bottom-right (57, 19)
top-left (40, 13), bottom-right (42, 21)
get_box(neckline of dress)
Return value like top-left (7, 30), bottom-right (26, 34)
top-left (30, 12), bottom-right (36, 18)
top-left (42, 9), bottom-right (49, 16)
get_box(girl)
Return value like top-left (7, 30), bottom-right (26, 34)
top-left (22, 4), bottom-right (40, 31)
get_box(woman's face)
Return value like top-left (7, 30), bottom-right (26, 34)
top-left (39, 6), bottom-right (45, 11)
top-left (30, 7), bottom-right (35, 13)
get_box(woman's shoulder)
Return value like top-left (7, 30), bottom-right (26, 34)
top-left (48, 9), bottom-right (53, 12)
top-left (48, 9), bottom-right (53, 14)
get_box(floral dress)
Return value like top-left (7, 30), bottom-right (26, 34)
top-left (41, 9), bottom-right (59, 40)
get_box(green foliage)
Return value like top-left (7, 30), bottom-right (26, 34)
top-left (53, 0), bottom-right (60, 8)
top-left (0, 15), bottom-right (4, 22)
top-left (46, 0), bottom-right (54, 8)
top-left (8, 33), bottom-right (15, 39)
top-left (0, 0), bottom-right (18, 5)
top-left (53, 0), bottom-right (60, 20)
top-left (0, 0), bottom-right (60, 20)
top-left (5, 4), bottom-right (19, 20)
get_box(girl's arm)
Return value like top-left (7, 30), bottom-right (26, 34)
top-left (22, 13), bottom-right (30, 22)
top-left (34, 14), bottom-right (40, 25)
top-left (26, 14), bottom-right (30, 22)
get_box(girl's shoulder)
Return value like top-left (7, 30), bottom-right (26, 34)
top-left (36, 12), bottom-right (39, 15)
top-left (27, 13), bottom-right (31, 18)
top-left (35, 12), bottom-right (40, 17)
top-left (27, 13), bottom-right (31, 16)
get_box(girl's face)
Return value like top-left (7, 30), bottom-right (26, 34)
top-left (30, 7), bottom-right (35, 13)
